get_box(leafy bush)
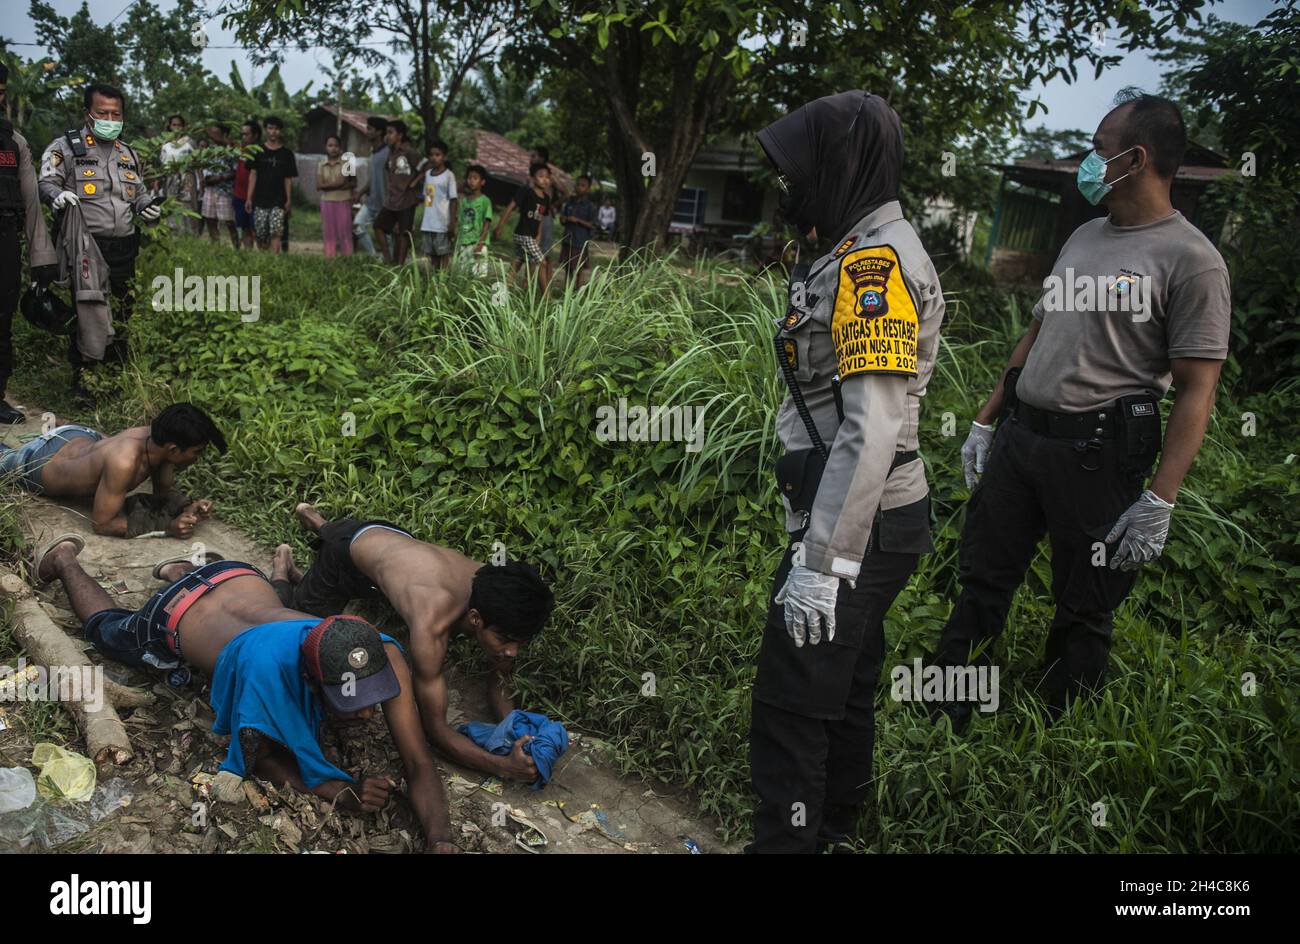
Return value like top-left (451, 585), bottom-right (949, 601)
top-left (11, 238), bottom-right (1296, 849)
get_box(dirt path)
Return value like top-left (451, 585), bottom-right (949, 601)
top-left (1, 402), bottom-right (733, 854)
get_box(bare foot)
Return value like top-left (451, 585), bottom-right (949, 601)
top-left (158, 560), bottom-right (195, 583)
top-left (271, 543), bottom-right (298, 583)
top-left (295, 502), bottom-right (326, 533)
top-left (36, 539), bottom-right (80, 582)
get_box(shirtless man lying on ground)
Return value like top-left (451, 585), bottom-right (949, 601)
top-left (31, 537), bottom-right (457, 853)
top-left (0, 403), bottom-right (223, 539)
top-left (271, 504), bottom-right (555, 782)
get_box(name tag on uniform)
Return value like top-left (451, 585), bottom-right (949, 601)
top-left (75, 158), bottom-right (97, 166)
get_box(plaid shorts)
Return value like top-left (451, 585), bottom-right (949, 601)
top-left (513, 234), bottom-right (545, 264)
top-left (422, 230), bottom-right (453, 256)
top-left (201, 187), bottom-right (234, 221)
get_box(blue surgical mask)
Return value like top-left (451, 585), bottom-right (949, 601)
top-left (1076, 147), bottom-right (1136, 206)
top-left (90, 118), bottom-right (123, 141)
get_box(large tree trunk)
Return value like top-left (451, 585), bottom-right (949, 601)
top-left (607, 30), bottom-right (736, 255)
top-left (540, 16), bottom-right (736, 257)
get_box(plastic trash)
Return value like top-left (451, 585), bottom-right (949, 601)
top-left (0, 778), bottom-right (132, 850)
top-left (0, 767), bottom-right (37, 814)
top-left (31, 743), bottom-right (96, 802)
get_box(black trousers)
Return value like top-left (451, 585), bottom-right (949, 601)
top-left (748, 499), bottom-right (928, 854)
top-left (91, 232), bottom-right (139, 320)
top-left (0, 220), bottom-right (20, 396)
top-left (271, 518), bottom-right (408, 617)
top-left (932, 416), bottom-right (1148, 720)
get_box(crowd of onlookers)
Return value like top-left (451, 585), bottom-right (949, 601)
top-left (158, 112), bottom-right (619, 289)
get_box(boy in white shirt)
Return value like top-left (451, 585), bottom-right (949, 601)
top-left (419, 139), bottom-right (457, 270)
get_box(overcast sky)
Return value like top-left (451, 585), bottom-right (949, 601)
top-left (3, 0), bottom-right (1279, 132)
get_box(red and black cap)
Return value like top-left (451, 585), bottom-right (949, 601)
top-left (301, 615), bottom-right (399, 714)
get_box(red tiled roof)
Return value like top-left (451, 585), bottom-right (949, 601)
top-left (473, 129), bottom-right (573, 191)
top-left (313, 104), bottom-right (395, 133)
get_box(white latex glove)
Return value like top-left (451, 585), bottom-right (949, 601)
top-left (52, 190), bottom-right (79, 209)
top-left (961, 421), bottom-right (996, 489)
top-left (138, 204), bottom-right (162, 222)
top-left (774, 564), bottom-right (841, 647)
top-left (1105, 489), bottom-right (1175, 571)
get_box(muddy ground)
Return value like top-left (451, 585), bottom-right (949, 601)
top-left (0, 402), bottom-right (733, 854)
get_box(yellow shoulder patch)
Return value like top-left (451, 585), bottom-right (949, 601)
top-left (831, 244), bottom-right (919, 378)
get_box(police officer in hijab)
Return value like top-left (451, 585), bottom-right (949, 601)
top-left (748, 90), bottom-right (945, 853)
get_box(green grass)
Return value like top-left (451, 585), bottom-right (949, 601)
top-left (7, 235), bottom-right (1297, 850)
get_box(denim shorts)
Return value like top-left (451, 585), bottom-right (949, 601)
top-left (83, 560), bottom-right (269, 670)
top-left (0, 425), bottom-right (102, 493)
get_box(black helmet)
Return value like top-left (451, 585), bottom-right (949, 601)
top-left (20, 286), bottom-right (75, 334)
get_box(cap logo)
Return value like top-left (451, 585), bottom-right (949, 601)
top-left (347, 647), bottom-right (369, 670)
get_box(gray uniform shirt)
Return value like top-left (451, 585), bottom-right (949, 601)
top-left (8, 128), bottom-right (57, 266)
top-left (39, 125), bottom-right (153, 237)
top-left (1018, 212), bottom-right (1231, 412)
top-left (776, 201), bottom-right (945, 581)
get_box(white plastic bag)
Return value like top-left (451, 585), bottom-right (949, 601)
top-left (0, 767), bottom-right (37, 814)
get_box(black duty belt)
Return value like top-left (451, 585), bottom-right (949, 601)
top-left (1014, 401), bottom-right (1118, 439)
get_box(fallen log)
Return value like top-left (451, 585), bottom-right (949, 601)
top-left (0, 568), bottom-right (152, 767)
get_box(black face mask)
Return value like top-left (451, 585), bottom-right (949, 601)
top-left (758, 90), bottom-right (904, 244)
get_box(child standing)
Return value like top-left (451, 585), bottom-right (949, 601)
top-left (494, 160), bottom-right (552, 289)
top-left (598, 196), bottom-right (616, 240)
top-left (317, 135), bottom-right (354, 257)
top-left (419, 140), bottom-right (457, 270)
top-left (558, 174), bottom-right (597, 287)
top-left (455, 164), bottom-right (494, 276)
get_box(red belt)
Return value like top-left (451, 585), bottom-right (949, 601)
top-left (160, 567), bottom-right (263, 634)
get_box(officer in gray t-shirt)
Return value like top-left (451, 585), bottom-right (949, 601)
top-left (931, 91), bottom-right (1231, 725)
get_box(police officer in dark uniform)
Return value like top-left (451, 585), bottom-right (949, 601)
top-left (932, 91), bottom-right (1232, 726)
top-left (0, 63), bottom-right (59, 424)
top-left (39, 83), bottom-right (161, 392)
top-left (748, 91), bottom-right (945, 853)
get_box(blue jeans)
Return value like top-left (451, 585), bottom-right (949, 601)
top-left (84, 560), bottom-right (269, 670)
top-left (354, 203), bottom-right (394, 256)
top-left (0, 424), bottom-right (102, 492)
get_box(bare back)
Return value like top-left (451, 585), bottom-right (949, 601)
top-left (349, 530), bottom-right (481, 639)
top-left (40, 426), bottom-right (152, 498)
top-left (177, 576), bottom-right (308, 675)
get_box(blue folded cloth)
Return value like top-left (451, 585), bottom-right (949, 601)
top-left (458, 710), bottom-right (569, 789)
